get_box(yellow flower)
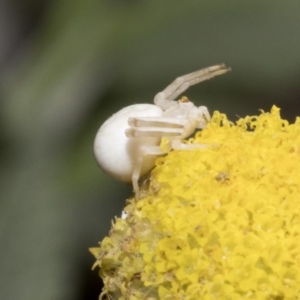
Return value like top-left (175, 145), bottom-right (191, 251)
top-left (91, 106), bottom-right (300, 299)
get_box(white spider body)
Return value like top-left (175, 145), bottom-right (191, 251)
top-left (94, 64), bottom-right (231, 197)
top-left (94, 104), bottom-right (162, 183)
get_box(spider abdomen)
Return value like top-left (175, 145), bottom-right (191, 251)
top-left (94, 104), bottom-right (163, 183)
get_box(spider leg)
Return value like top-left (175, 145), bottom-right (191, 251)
top-left (154, 63), bottom-right (231, 109)
top-left (126, 127), bottom-right (183, 138)
top-left (162, 64), bottom-right (231, 101)
top-left (126, 117), bottom-right (187, 138)
top-left (128, 116), bottom-right (186, 128)
top-left (197, 106), bottom-right (211, 128)
top-left (171, 139), bottom-right (210, 150)
top-left (132, 146), bottom-right (165, 199)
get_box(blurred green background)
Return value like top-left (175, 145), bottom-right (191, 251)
top-left (1, 1), bottom-right (300, 299)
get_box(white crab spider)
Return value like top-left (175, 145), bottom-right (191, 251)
top-left (94, 64), bottom-right (231, 198)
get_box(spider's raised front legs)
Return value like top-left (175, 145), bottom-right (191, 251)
top-left (154, 63), bottom-right (231, 110)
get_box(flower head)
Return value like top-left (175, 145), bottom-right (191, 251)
top-left (91, 106), bottom-right (300, 299)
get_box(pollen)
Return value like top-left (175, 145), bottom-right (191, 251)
top-left (178, 96), bottom-right (190, 103)
top-left (91, 106), bottom-right (300, 299)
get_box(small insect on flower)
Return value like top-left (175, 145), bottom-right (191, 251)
top-left (94, 64), bottom-right (231, 198)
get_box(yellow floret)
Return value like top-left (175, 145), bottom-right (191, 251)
top-left (91, 106), bottom-right (300, 299)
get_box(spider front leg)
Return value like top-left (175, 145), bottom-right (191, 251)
top-left (154, 63), bottom-right (231, 110)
